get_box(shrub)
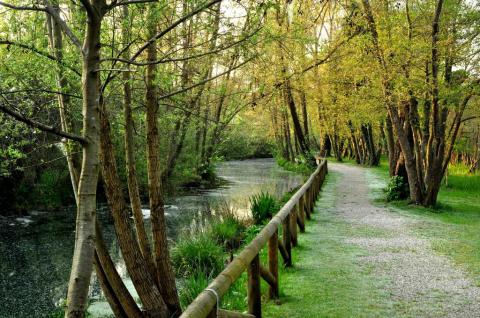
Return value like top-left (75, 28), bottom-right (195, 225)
top-left (243, 224), bottom-right (263, 244)
top-left (250, 192), bottom-right (278, 224)
top-left (276, 157), bottom-right (313, 175)
top-left (171, 232), bottom-right (224, 277)
top-left (385, 175), bottom-right (409, 201)
top-left (210, 217), bottom-right (246, 252)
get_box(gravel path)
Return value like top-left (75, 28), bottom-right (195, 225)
top-left (329, 163), bottom-right (480, 317)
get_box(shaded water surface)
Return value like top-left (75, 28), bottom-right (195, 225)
top-left (0, 158), bottom-right (303, 317)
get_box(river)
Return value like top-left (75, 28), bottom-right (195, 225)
top-left (0, 158), bottom-right (303, 317)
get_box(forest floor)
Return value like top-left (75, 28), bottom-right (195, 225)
top-left (263, 163), bottom-right (480, 318)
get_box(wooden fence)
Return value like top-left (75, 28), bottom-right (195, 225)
top-left (180, 160), bottom-right (328, 318)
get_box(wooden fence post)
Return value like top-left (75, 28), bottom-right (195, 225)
top-left (268, 231), bottom-right (279, 300)
top-left (290, 207), bottom-right (298, 247)
top-left (308, 187), bottom-right (314, 214)
top-left (283, 214), bottom-right (292, 267)
top-left (248, 254), bottom-right (261, 317)
top-left (304, 192), bottom-right (311, 220)
top-left (296, 203), bottom-right (305, 233)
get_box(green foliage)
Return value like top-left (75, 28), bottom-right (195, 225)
top-left (243, 224), bottom-right (264, 243)
top-left (178, 274), bottom-right (210, 309)
top-left (197, 163), bottom-right (216, 183)
top-left (276, 157), bottom-right (314, 175)
top-left (171, 232), bottom-right (225, 277)
top-left (385, 175), bottom-right (409, 202)
top-left (250, 192), bottom-right (279, 224)
top-left (210, 217), bottom-right (246, 252)
top-left (30, 170), bottom-right (74, 208)
top-left (217, 117), bottom-right (274, 160)
top-left (179, 272), bottom-right (249, 312)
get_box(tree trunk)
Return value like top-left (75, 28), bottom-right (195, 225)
top-left (145, 11), bottom-right (181, 314)
top-left (99, 101), bottom-right (169, 317)
top-left (385, 115), bottom-right (396, 176)
top-left (95, 223), bottom-right (142, 318)
top-left (285, 81), bottom-right (310, 158)
top-left (121, 5), bottom-right (156, 280)
top-left (65, 10), bottom-right (101, 318)
top-left (300, 90), bottom-right (309, 142)
top-left (46, 7), bottom-right (81, 204)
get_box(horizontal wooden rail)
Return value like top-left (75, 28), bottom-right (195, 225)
top-left (180, 160), bottom-right (328, 318)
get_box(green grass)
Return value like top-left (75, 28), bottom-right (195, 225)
top-left (171, 232), bottom-right (225, 278)
top-left (263, 172), bottom-right (398, 318)
top-left (367, 160), bottom-right (480, 285)
top-left (276, 157), bottom-right (314, 175)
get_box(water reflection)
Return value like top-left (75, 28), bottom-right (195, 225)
top-left (0, 158), bottom-right (303, 317)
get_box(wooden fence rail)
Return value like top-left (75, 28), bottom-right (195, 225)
top-left (180, 160), bottom-right (328, 318)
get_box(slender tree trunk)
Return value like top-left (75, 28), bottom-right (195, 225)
top-left (348, 121), bottom-right (361, 164)
top-left (385, 115), bottom-right (396, 176)
top-left (300, 90), bottom-right (309, 142)
top-left (285, 81), bottom-right (310, 158)
top-left (65, 9), bottom-right (101, 318)
top-left (94, 223), bottom-right (142, 318)
top-left (121, 5), bottom-right (156, 280)
top-left (145, 9), bottom-right (181, 314)
top-left (46, 6), bottom-right (81, 204)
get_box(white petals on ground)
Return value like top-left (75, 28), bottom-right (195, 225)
top-left (330, 163), bottom-right (480, 318)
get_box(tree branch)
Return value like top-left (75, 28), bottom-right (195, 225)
top-left (0, 1), bottom-right (46, 12)
top-left (42, 0), bottom-right (83, 53)
top-left (461, 116), bottom-right (479, 123)
top-left (0, 89), bottom-right (82, 99)
top-left (159, 56), bottom-right (255, 101)
top-left (299, 30), bottom-right (361, 75)
top-left (78, 0), bottom-right (95, 18)
top-left (107, 0), bottom-right (157, 10)
top-left (103, 27), bottom-right (261, 66)
top-left (130, 0), bottom-right (221, 61)
top-left (0, 101), bottom-right (87, 144)
top-left (0, 40), bottom-right (81, 76)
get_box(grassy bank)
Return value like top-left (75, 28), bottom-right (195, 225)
top-left (367, 160), bottom-right (480, 285)
top-left (174, 184), bottom-right (305, 312)
top-left (263, 171), bottom-right (396, 317)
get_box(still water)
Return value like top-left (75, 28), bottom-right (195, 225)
top-left (0, 158), bottom-right (303, 317)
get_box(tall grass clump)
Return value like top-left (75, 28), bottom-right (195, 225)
top-left (178, 274), bottom-right (210, 309)
top-left (171, 232), bottom-right (224, 277)
top-left (250, 192), bottom-right (278, 224)
top-left (210, 217), bottom-right (245, 251)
